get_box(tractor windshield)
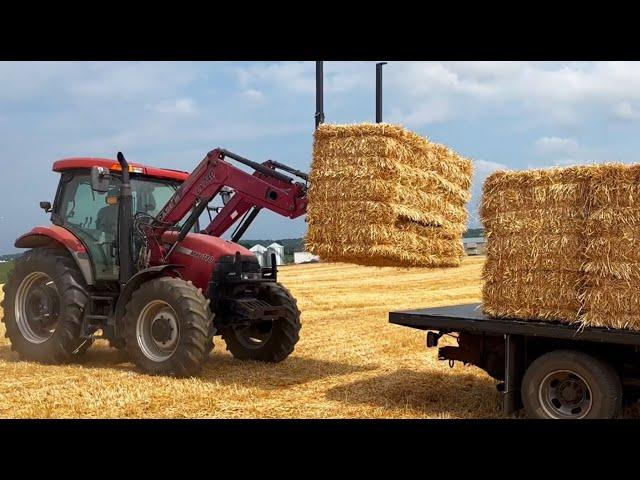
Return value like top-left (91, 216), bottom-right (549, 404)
top-left (56, 172), bottom-right (192, 282)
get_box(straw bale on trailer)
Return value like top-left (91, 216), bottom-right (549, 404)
top-left (481, 162), bottom-right (640, 331)
top-left (305, 123), bottom-right (473, 268)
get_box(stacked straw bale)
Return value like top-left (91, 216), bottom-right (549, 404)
top-left (482, 163), bottom-right (640, 330)
top-left (305, 123), bottom-right (473, 268)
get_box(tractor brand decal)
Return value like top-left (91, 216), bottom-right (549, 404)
top-left (231, 210), bottom-right (238, 219)
top-left (195, 169), bottom-right (216, 197)
top-left (158, 192), bottom-right (181, 221)
top-left (175, 245), bottom-right (216, 264)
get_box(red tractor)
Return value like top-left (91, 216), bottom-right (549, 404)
top-left (1, 148), bottom-right (308, 376)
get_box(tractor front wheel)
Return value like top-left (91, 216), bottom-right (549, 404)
top-left (222, 282), bottom-right (301, 363)
top-left (123, 277), bottom-right (213, 377)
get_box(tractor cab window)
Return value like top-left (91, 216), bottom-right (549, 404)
top-left (131, 179), bottom-right (177, 220)
top-left (58, 173), bottom-right (122, 281)
top-left (56, 172), bottom-right (197, 283)
top-left (130, 178), bottom-right (199, 232)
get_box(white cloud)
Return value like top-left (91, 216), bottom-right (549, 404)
top-left (0, 62), bottom-right (204, 103)
top-left (468, 159), bottom-right (509, 228)
top-left (613, 101), bottom-right (640, 121)
top-left (234, 62), bottom-right (315, 94)
top-left (534, 136), bottom-right (580, 155)
top-left (382, 61), bottom-right (640, 128)
top-left (4, 61), bottom-right (640, 250)
top-left (229, 61), bottom-right (640, 129)
top-left (147, 98), bottom-right (197, 115)
top-left (243, 89), bottom-right (264, 102)
top-left (388, 99), bottom-right (452, 125)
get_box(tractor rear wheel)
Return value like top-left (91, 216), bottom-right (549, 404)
top-left (222, 282), bottom-right (301, 363)
top-left (123, 277), bottom-right (213, 377)
top-left (1, 248), bottom-right (89, 364)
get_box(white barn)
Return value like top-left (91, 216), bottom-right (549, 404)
top-left (249, 244), bottom-right (268, 267)
top-left (294, 252), bottom-right (320, 264)
top-left (463, 237), bottom-right (487, 256)
top-left (249, 242), bottom-right (285, 267)
top-left (266, 242), bottom-right (285, 266)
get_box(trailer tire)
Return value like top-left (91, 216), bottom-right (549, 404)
top-left (223, 282), bottom-right (300, 363)
top-left (521, 349), bottom-right (622, 419)
top-left (124, 277), bottom-right (212, 377)
top-left (1, 248), bottom-right (88, 364)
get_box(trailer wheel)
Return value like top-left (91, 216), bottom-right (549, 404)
top-left (123, 277), bottom-right (212, 377)
top-left (521, 350), bottom-right (622, 419)
top-left (222, 282), bottom-right (300, 363)
top-left (1, 248), bottom-right (88, 364)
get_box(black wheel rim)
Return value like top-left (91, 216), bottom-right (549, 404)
top-left (539, 369), bottom-right (593, 419)
top-left (14, 272), bottom-right (60, 344)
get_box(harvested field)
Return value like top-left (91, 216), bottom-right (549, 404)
top-left (0, 258), bottom-right (495, 418)
top-left (2, 257), bottom-right (640, 418)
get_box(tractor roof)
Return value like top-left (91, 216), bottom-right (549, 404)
top-left (52, 157), bottom-right (190, 182)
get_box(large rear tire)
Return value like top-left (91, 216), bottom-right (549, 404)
top-left (521, 349), bottom-right (622, 419)
top-left (1, 248), bottom-right (89, 364)
top-left (222, 282), bottom-right (301, 363)
top-left (123, 277), bottom-right (213, 377)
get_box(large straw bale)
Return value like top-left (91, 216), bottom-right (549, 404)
top-left (305, 123), bottom-right (473, 268)
top-left (482, 162), bottom-right (640, 331)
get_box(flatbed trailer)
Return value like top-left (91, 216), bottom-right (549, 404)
top-left (389, 303), bottom-right (640, 419)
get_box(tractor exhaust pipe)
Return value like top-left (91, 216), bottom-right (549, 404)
top-left (376, 62), bottom-right (387, 123)
top-left (116, 152), bottom-right (134, 287)
top-left (315, 61), bottom-right (325, 129)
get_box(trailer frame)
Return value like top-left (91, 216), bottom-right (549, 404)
top-left (389, 303), bottom-right (640, 417)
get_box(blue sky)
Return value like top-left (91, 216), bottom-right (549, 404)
top-left (2, 61), bottom-right (640, 253)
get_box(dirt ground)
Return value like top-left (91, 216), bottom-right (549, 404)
top-left (1, 256), bottom-right (638, 418)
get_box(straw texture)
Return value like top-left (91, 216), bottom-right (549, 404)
top-left (481, 162), bottom-right (640, 330)
top-left (305, 123), bottom-right (473, 267)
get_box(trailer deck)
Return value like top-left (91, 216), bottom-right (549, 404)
top-left (390, 303), bottom-right (640, 417)
top-left (389, 303), bottom-right (640, 347)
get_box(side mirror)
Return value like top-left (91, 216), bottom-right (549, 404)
top-left (39, 201), bottom-right (52, 213)
top-left (91, 166), bottom-right (111, 193)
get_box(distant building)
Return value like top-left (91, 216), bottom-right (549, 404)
top-left (249, 243), bottom-right (285, 267)
top-left (249, 244), bottom-right (268, 267)
top-left (267, 243), bottom-right (285, 266)
top-left (463, 237), bottom-right (487, 256)
top-left (294, 252), bottom-right (320, 264)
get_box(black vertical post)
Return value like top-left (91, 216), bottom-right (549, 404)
top-left (315, 61), bottom-right (325, 129)
top-left (116, 152), bottom-right (133, 287)
top-left (270, 252), bottom-right (278, 281)
top-left (376, 62), bottom-right (387, 123)
top-left (503, 334), bottom-right (521, 416)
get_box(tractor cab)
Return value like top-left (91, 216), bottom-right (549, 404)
top-left (48, 158), bottom-right (193, 283)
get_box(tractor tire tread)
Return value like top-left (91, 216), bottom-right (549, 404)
top-left (1, 248), bottom-right (89, 364)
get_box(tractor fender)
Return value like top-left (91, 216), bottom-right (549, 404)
top-left (114, 264), bottom-right (185, 325)
top-left (14, 225), bottom-right (95, 285)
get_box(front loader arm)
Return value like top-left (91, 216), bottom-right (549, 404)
top-left (204, 160), bottom-right (307, 238)
top-left (147, 148), bottom-right (307, 263)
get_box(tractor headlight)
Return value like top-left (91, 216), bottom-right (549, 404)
top-left (240, 272), bottom-right (261, 280)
